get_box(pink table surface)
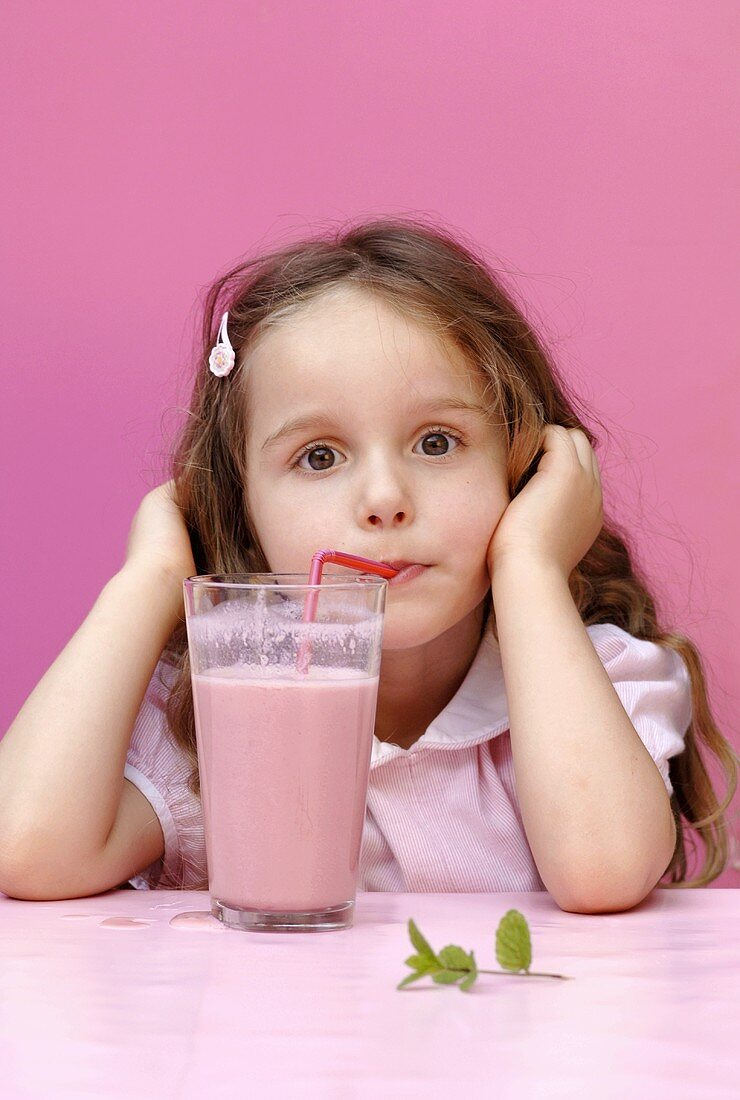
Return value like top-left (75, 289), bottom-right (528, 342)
top-left (1, 887), bottom-right (738, 1099)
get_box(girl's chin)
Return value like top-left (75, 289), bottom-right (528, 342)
top-left (379, 611), bottom-right (448, 652)
top-left (380, 587), bottom-right (490, 650)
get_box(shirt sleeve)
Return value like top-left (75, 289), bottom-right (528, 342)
top-left (123, 656), bottom-right (207, 890)
top-left (588, 624), bottom-right (693, 796)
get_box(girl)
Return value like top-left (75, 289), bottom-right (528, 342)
top-left (1, 218), bottom-right (736, 911)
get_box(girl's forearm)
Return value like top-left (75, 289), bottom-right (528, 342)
top-left (490, 555), bottom-right (675, 913)
top-left (0, 563), bottom-right (184, 873)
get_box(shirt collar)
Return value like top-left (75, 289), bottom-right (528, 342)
top-left (371, 628), bottom-right (509, 768)
top-left (370, 622), bottom-right (623, 768)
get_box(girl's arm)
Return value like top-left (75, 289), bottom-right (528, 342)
top-left (488, 425), bottom-right (674, 914)
top-left (491, 555), bottom-right (676, 914)
top-left (0, 481), bottom-right (195, 894)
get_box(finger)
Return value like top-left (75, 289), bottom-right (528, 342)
top-left (564, 427), bottom-right (593, 470)
top-left (574, 430), bottom-right (602, 486)
top-left (544, 424), bottom-right (574, 450)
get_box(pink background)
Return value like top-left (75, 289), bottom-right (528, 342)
top-left (2, 2), bottom-right (738, 883)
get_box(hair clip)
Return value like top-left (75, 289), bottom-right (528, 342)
top-left (208, 311), bottom-right (236, 377)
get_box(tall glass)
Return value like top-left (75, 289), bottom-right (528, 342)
top-left (183, 573), bottom-right (387, 933)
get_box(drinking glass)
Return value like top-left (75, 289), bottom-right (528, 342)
top-left (183, 573), bottom-right (387, 932)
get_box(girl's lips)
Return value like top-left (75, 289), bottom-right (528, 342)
top-left (387, 563), bottom-right (429, 587)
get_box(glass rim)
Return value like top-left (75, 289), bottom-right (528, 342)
top-left (183, 572), bottom-right (389, 591)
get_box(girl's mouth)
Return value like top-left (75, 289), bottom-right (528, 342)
top-left (387, 563), bottom-right (430, 587)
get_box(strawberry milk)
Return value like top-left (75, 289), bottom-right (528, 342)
top-left (192, 663), bottom-right (379, 912)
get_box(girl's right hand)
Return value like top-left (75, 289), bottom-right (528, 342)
top-left (124, 479), bottom-right (198, 585)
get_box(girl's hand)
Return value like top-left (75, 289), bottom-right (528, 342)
top-left (487, 425), bottom-right (603, 580)
top-left (124, 479), bottom-right (197, 584)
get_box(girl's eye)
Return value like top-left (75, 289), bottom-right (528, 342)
top-left (414, 430), bottom-right (462, 458)
top-left (294, 444), bottom-right (342, 473)
top-left (291, 429), bottom-right (464, 475)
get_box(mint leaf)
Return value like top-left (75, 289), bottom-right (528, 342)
top-left (404, 953), bottom-right (437, 971)
top-left (437, 944), bottom-right (474, 971)
top-left (398, 911), bottom-right (569, 991)
top-left (435, 945), bottom-right (477, 992)
top-left (432, 969), bottom-right (464, 985)
top-left (407, 919), bottom-right (438, 965)
top-left (495, 909), bottom-right (532, 972)
top-left (398, 921), bottom-right (442, 989)
top-left (397, 970), bottom-right (432, 990)
top-left (457, 949), bottom-right (478, 992)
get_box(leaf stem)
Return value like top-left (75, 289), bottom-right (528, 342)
top-left (476, 968), bottom-right (572, 980)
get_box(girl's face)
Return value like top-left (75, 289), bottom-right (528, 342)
top-left (243, 285), bottom-right (510, 650)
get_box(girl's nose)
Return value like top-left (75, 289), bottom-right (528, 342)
top-left (367, 507), bottom-right (408, 528)
top-left (357, 463), bottom-right (414, 529)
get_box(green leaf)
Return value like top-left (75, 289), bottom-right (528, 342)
top-left (459, 970), bottom-right (478, 992)
top-left (437, 944), bottom-right (474, 971)
top-left (432, 969), bottom-right (463, 985)
top-left (407, 919), bottom-right (438, 965)
top-left (458, 949), bottom-right (478, 992)
top-left (496, 909), bottom-right (532, 972)
top-left (397, 970), bottom-right (431, 990)
top-left (404, 953), bottom-right (436, 972)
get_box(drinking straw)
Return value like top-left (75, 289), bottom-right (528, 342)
top-left (296, 550), bottom-right (399, 675)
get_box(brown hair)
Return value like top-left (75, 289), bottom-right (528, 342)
top-left (159, 215), bottom-right (738, 891)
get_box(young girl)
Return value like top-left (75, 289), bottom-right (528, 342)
top-left (1, 217), bottom-right (737, 911)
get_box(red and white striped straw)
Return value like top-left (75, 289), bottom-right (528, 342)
top-left (295, 550), bottom-right (399, 675)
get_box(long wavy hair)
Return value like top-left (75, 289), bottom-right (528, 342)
top-left (159, 216), bottom-right (737, 891)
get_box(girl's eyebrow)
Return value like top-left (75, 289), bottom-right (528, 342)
top-left (260, 396), bottom-right (489, 452)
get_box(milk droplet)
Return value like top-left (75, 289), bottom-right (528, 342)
top-left (99, 917), bottom-right (155, 930)
top-left (169, 910), bottom-right (226, 932)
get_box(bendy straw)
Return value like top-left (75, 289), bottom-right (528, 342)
top-left (296, 550), bottom-right (399, 675)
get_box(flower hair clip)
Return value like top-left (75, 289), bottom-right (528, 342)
top-left (208, 311), bottom-right (236, 377)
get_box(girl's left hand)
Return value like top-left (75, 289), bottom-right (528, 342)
top-left (487, 425), bottom-right (604, 580)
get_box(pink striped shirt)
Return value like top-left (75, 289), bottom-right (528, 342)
top-left (124, 623), bottom-right (692, 892)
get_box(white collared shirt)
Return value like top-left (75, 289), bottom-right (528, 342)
top-left (124, 623), bottom-right (691, 892)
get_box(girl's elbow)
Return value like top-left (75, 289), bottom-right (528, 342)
top-left (551, 864), bottom-right (664, 914)
top-left (549, 857), bottom-right (667, 914)
top-left (553, 884), bottom-right (650, 915)
top-left (547, 827), bottom-right (676, 915)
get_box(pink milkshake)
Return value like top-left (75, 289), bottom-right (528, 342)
top-left (192, 663), bottom-right (379, 914)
